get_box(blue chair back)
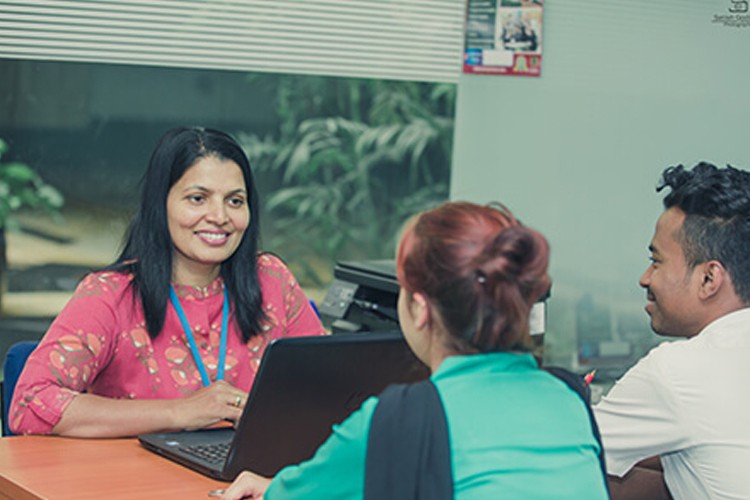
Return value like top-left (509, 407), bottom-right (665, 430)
top-left (2, 340), bottom-right (39, 436)
top-left (309, 299), bottom-right (320, 317)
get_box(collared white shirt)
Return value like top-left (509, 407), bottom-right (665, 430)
top-left (594, 308), bottom-right (750, 500)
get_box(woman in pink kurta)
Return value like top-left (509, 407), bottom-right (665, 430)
top-left (9, 127), bottom-right (325, 437)
top-left (10, 254), bottom-right (324, 435)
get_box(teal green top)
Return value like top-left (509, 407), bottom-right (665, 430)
top-left (265, 352), bottom-right (608, 499)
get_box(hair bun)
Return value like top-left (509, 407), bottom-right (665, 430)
top-left (476, 226), bottom-right (550, 304)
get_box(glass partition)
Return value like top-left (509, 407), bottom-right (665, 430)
top-left (0, 57), bottom-right (455, 323)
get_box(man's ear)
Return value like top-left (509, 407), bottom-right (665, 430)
top-left (410, 292), bottom-right (431, 330)
top-left (698, 260), bottom-right (726, 300)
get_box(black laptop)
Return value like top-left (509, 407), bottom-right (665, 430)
top-left (137, 330), bottom-right (429, 481)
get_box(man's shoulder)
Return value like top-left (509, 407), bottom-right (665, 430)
top-left (698, 308), bottom-right (750, 339)
top-left (607, 340), bottom-right (694, 391)
top-left (638, 338), bottom-right (691, 363)
top-left (612, 332), bottom-right (733, 397)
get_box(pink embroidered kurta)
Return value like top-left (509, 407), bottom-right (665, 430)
top-left (9, 254), bottom-right (325, 435)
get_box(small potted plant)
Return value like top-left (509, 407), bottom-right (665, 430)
top-left (0, 138), bottom-right (65, 310)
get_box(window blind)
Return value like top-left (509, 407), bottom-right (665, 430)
top-left (0, 0), bottom-right (463, 83)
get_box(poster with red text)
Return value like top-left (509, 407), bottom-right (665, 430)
top-left (463, 0), bottom-right (544, 77)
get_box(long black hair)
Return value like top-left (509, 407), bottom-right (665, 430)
top-left (110, 127), bottom-right (265, 341)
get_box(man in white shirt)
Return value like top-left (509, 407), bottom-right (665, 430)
top-left (594, 162), bottom-right (750, 500)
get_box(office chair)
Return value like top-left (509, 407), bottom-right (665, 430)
top-left (2, 340), bottom-right (39, 436)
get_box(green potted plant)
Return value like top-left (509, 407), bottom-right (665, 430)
top-left (0, 138), bottom-right (65, 310)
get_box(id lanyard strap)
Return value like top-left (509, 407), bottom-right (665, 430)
top-left (169, 284), bottom-right (229, 387)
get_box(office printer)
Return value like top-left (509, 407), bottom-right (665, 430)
top-left (319, 259), bottom-right (549, 339)
top-left (319, 260), bottom-right (400, 333)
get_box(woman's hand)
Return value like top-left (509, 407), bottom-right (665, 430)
top-left (171, 380), bottom-right (247, 430)
top-left (212, 471), bottom-right (272, 500)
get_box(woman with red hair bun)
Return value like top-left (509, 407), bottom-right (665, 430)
top-left (219, 201), bottom-right (608, 500)
top-left (396, 201), bottom-right (552, 355)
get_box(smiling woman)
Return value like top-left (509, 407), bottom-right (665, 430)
top-left (7, 127), bottom-right (325, 438)
top-left (167, 156), bottom-right (251, 288)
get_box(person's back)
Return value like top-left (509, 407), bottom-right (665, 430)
top-left (437, 352), bottom-right (605, 498)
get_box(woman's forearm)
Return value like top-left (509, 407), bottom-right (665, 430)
top-left (51, 381), bottom-right (246, 438)
top-left (51, 394), bottom-right (181, 438)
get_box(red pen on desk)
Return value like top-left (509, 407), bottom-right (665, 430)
top-left (583, 369), bottom-right (596, 387)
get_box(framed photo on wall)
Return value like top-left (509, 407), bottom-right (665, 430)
top-left (463, 0), bottom-right (544, 77)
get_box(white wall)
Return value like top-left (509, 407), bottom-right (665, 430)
top-left (450, 0), bottom-right (750, 369)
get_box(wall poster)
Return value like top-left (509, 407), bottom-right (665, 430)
top-left (463, 0), bottom-right (544, 77)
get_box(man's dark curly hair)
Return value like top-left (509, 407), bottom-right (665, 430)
top-left (658, 161), bottom-right (750, 304)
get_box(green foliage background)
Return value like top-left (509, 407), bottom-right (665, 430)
top-left (0, 138), bottom-right (64, 231)
top-left (238, 76), bottom-right (456, 286)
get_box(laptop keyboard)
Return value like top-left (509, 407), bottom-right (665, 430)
top-left (182, 442), bottom-right (231, 464)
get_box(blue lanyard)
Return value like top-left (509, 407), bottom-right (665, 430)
top-left (169, 284), bottom-right (229, 387)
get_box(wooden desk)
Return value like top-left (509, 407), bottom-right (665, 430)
top-left (0, 435), bottom-right (228, 499)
